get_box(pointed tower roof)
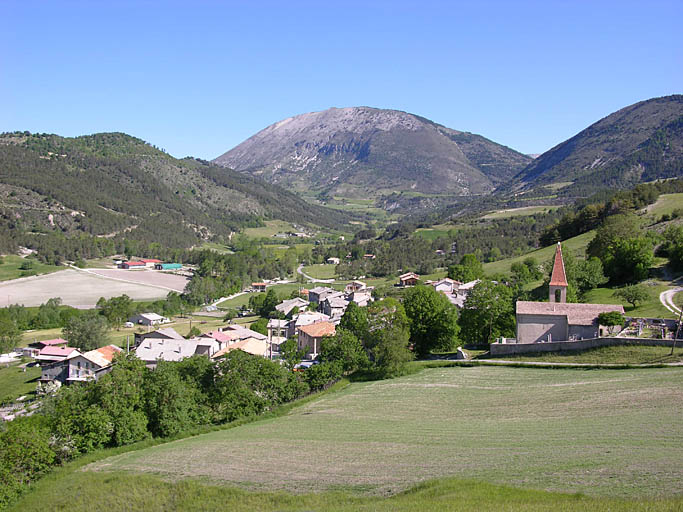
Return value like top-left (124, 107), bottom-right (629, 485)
top-left (549, 242), bottom-right (568, 287)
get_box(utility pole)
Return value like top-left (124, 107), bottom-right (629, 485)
top-left (671, 305), bottom-right (682, 355)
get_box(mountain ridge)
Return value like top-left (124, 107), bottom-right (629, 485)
top-left (213, 106), bottom-right (532, 199)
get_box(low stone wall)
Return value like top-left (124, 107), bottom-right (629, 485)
top-left (490, 337), bottom-right (680, 356)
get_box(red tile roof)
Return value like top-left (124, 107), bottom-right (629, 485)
top-left (298, 321), bottom-right (336, 338)
top-left (94, 344), bottom-right (123, 363)
top-left (125, 261), bottom-right (146, 266)
top-left (549, 243), bottom-right (568, 287)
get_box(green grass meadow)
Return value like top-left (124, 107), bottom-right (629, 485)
top-left (0, 255), bottom-right (61, 281)
top-left (0, 361), bottom-right (40, 404)
top-left (483, 231), bottom-right (596, 276)
top-left (82, 366), bottom-right (682, 499)
top-left (301, 263), bottom-right (337, 279)
top-left (9, 366), bottom-right (683, 511)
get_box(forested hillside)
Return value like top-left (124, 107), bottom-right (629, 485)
top-left (512, 95), bottom-right (683, 197)
top-left (0, 132), bottom-right (351, 261)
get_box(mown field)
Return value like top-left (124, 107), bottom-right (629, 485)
top-left (83, 366), bottom-right (683, 499)
top-left (243, 220), bottom-right (297, 239)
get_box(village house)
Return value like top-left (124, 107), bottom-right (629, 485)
top-left (41, 345), bottom-right (122, 384)
top-left (135, 337), bottom-right (203, 367)
top-left (448, 279), bottom-right (480, 308)
top-left (275, 297), bottom-right (309, 317)
top-left (297, 321), bottom-right (336, 358)
top-left (345, 280), bottom-right (367, 294)
top-left (252, 282), bottom-right (267, 292)
top-left (134, 327), bottom-right (184, 346)
top-left (211, 337), bottom-right (270, 359)
top-left (348, 290), bottom-right (373, 307)
top-left (287, 311), bottom-right (331, 338)
top-left (34, 345), bottom-right (80, 363)
top-left (432, 278), bottom-right (460, 294)
top-left (398, 272), bottom-right (420, 287)
top-left (267, 318), bottom-right (289, 350)
top-left (307, 286), bottom-right (342, 305)
top-left (515, 243), bottom-right (625, 343)
top-left (321, 295), bottom-right (350, 321)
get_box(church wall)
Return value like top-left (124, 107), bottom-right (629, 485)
top-left (516, 314), bottom-right (568, 343)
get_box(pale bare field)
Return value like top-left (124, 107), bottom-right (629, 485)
top-left (87, 268), bottom-right (189, 291)
top-left (0, 269), bottom-right (188, 308)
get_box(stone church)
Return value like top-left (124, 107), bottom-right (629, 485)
top-left (515, 243), bottom-right (624, 344)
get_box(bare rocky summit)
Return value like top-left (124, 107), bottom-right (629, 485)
top-left (213, 107), bottom-right (531, 198)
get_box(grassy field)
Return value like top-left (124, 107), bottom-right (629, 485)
top-left (13, 471), bottom-right (682, 512)
top-left (0, 361), bottom-right (40, 404)
top-left (198, 242), bottom-right (235, 254)
top-left (414, 228), bottom-right (451, 240)
top-left (301, 263), bottom-right (337, 279)
top-left (483, 231), bottom-right (595, 276)
top-left (645, 193), bottom-right (683, 219)
top-left (243, 220), bottom-right (298, 239)
top-left (583, 281), bottom-right (677, 319)
top-left (482, 205), bottom-right (559, 219)
top-left (0, 255), bottom-right (61, 281)
top-left (487, 345), bottom-right (683, 364)
top-left (84, 366), bottom-right (683, 499)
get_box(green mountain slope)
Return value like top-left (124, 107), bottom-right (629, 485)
top-left (513, 95), bottom-right (683, 197)
top-left (0, 132), bottom-right (351, 250)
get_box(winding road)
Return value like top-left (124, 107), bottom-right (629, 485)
top-left (296, 264), bottom-right (335, 284)
top-left (660, 286), bottom-right (683, 316)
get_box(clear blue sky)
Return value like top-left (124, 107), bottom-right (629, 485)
top-left (1, 0), bottom-right (681, 159)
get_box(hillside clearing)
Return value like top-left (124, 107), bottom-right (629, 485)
top-left (483, 231), bottom-right (595, 276)
top-left (0, 255), bottom-right (61, 281)
top-left (85, 366), bottom-right (683, 498)
top-left (482, 205), bottom-right (559, 219)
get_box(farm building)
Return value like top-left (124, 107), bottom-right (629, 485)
top-left (326, 257), bottom-right (340, 265)
top-left (515, 243), bottom-right (625, 343)
top-left (129, 312), bottom-right (169, 326)
top-left (139, 259), bottom-right (162, 268)
top-left (252, 282), bottom-right (267, 292)
top-left (154, 262), bottom-right (182, 270)
top-left (23, 338), bottom-right (68, 358)
top-left (121, 261), bottom-right (146, 269)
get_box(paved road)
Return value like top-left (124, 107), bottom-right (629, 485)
top-left (660, 287), bottom-right (683, 316)
top-left (297, 264), bottom-right (335, 284)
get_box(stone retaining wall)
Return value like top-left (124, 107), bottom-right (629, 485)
top-left (490, 337), bottom-right (680, 356)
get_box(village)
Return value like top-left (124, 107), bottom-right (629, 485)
top-left (5, 242), bottom-right (679, 410)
